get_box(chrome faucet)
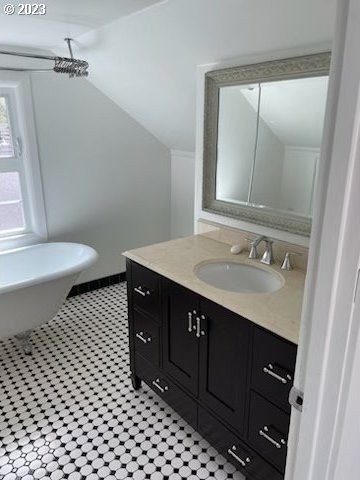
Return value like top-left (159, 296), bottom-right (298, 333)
top-left (248, 236), bottom-right (265, 259)
top-left (248, 236), bottom-right (274, 265)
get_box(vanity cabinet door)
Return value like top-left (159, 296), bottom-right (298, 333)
top-left (198, 298), bottom-right (250, 436)
top-left (163, 280), bottom-right (200, 396)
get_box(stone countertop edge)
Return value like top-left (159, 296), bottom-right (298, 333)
top-left (123, 235), bottom-right (306, 345)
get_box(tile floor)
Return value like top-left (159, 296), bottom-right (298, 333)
top-left (0, 283), bottom-right (243, 480)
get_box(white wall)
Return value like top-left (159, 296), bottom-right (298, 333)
top-left (170, 150), bottom-right (195, 239)
top-left (334, 321), bottom-right (360, 477)
top-left (30, 73), bottom-right (171, 283)
top-left (75, 0), bottom-right (335, 152)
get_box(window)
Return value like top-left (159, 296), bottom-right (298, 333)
top-left (0, 95), bottom-right (26, 234)
top-left (0, 73), bottom-right (47, 249)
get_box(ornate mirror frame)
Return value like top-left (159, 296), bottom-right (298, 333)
top-left (202, 52), bottom-right (331, 236)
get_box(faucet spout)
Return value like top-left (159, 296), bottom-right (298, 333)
top-left (248, 235), bottom-right (266, 259)
top-left (248, 236), bottom-right (274, 264)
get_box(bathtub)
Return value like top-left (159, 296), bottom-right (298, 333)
top-left (0, 242), bottom-right (98, 342)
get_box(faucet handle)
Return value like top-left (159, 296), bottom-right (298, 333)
top-left (281, 252), bottom-right (302, 271)
top-left (246, 237), bottom-right (258, 259)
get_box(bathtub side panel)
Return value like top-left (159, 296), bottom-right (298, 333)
top-left (0, 273), bottom-right (78, 338)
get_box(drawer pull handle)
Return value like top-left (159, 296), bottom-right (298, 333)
top-left (152, 378), bottom-right (169, 394)
top-left (259, 426), bottom-right (286, 449)
top-left (188, 311), bottom-right (194, 332)
top-left (134, 286), bottom-right (151, 297)
top-left (227, 446), bottom-right (251, 467)
top-left (136, 332), bottom-right (152, 344)
top-left (263, 364), bottom-right (291, 384)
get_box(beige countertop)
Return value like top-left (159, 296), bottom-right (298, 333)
top-left (123, 235), bottom-right (306, 344)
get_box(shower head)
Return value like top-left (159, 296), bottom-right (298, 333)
top-left (53, 57), bottom-right (89, 78)
top-left (54, 38), bottom-right (89, 78)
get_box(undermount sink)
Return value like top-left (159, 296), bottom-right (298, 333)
top-left (194, 261), bottom-right (284, 294)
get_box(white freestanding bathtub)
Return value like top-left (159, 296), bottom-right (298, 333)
top-left (0, 242), bottom-right (98, 349)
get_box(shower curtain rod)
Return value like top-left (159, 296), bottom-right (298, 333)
top-left (0, 39), bottom-right (89, 77)
top-left (0, 49), bottom-right (57, 62)
top-left (0, 49), bottom-right (57, 72)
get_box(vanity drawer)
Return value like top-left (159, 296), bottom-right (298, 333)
top-left (135, 354), bottom-right (197, 428)
top-left (133, 311), bottom-right (160, 367)
top-left (131, 262), bottom-right (161, 319)
top-left (251, 327), bottom-right (297, 411)
top-left (248, 392), bottom-right (290, 472)
top-left (198, 407), bottom-right (283, 480)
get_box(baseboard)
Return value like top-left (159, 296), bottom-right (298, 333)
top-left (67, 272), bottom-right (126, 298)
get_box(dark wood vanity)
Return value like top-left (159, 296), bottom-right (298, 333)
top-left (126, 259), bottom-right (297, 480)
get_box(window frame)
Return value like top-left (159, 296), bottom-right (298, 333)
top-left (0, 72), bottom-right (47, 250)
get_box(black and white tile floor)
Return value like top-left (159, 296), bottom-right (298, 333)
top-left (0, 283), bottom-right (244, 480)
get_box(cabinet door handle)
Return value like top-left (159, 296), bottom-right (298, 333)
top-left (187, 311), bottom-right (194, 332)
top-left (196, 317), bottom-right (201, 338)
top-left (259, 426), bottom-right (286, 449)
top-left (152, 378), bottom-right (169, 393)
top-left (227, 446), bottom-right (251, 467)
top-left (200, 314), bottom-right (206, 336)
top-left (263, 363), bottom-right (291, 384)
top-left (136, 332), bottom-right (152, 344)
top-left (134, 286), bottom-right (151, 297)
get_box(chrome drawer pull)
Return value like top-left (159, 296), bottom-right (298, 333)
top-left (227, 445), bottom-right (251, 467)
top-left (134, 286), bottom-right (151, 297)
top-left (263, 364), bottom-right (290, 384)
top-left (152, 378), bottom-right (169, 394)
top-left (136, 332), bottom-right (152, 344)
top-left (259, 426), bottom-right (286, 449)
top-left (196, 317), bottom-right (201, 338)
top-left (188, 311), bottom-right (193, 332)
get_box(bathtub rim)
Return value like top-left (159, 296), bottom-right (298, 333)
top-left (0, 242), bottom-right (98, 295)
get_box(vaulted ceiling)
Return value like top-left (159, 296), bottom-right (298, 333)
top-left (0, 0), bottom-right (336, 151)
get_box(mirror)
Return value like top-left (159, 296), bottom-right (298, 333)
top-left (203, 52), bottom-right (330, 236)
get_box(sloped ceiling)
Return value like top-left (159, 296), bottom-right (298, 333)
top-left (0, 0), bottom-right (336, 151)
top-left (0, 0), bottom-right (165, 47)
top-left (75, 0), bottom-right (336, 150)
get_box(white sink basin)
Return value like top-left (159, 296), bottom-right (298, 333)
top-left (195, 261), bottom-right (283, 293)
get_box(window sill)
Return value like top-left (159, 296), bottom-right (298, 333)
top-left (0, 232), bottom-right (46, 252)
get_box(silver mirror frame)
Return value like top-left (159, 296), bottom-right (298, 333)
top-left (202, 52), bottom-right (331, 237)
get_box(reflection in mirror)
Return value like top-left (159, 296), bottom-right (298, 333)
top-left (249, 76), bottom-right (328, 216)
top-left (216, 76), bottom-right (328, 218)
top-left (216, 84), bottom-right (259, 204)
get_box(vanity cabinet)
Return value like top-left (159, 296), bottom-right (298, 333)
top-left (197, 297), bottom-right (249, 436)
top-left (126, 259), bottom-right (297, 480)
top-left (163, 280), bottom-right (249, 435)
top-left (163, 281), bottom-right (199, 394)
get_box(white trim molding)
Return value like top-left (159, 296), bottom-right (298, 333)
top-left (287, 0), bottom-right (360, 478)
top-left (0, 71), bottom-right (47, 250)
top-left (170, 149), bottom-right (195, 159)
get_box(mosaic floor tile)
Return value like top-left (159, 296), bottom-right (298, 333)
top-left (0, 283), bottom-right (244, 480)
